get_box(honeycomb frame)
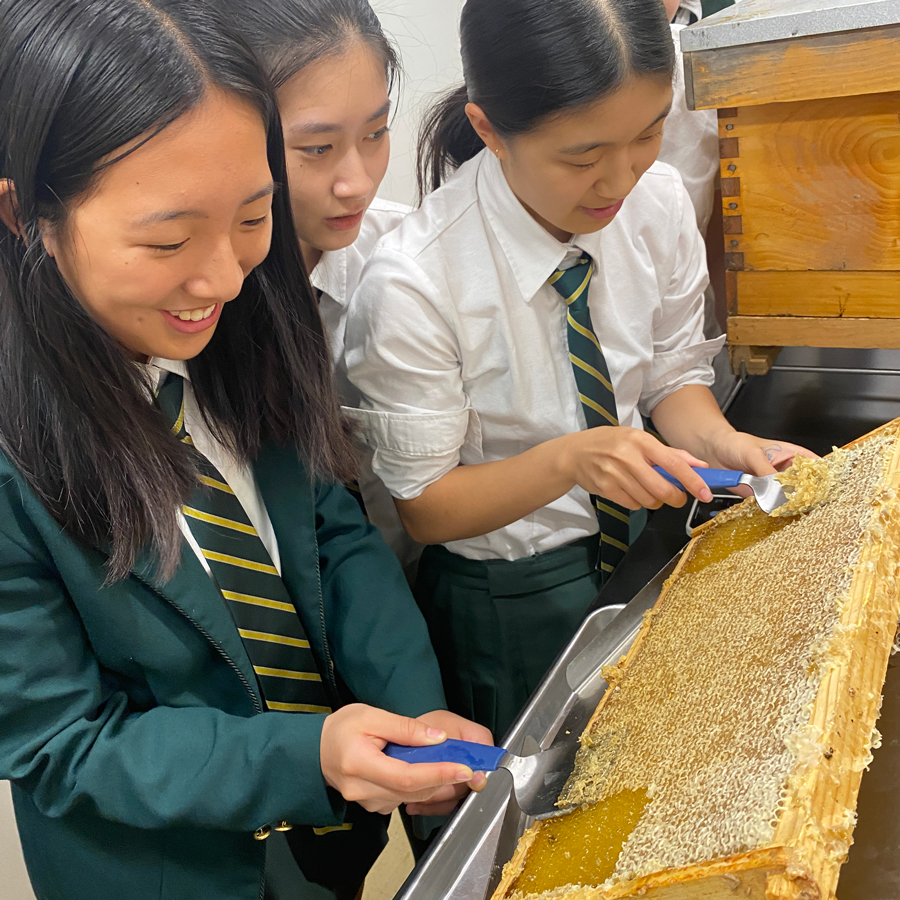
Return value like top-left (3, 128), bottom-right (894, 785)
top-left (493, 420), bottom-right (900, 900)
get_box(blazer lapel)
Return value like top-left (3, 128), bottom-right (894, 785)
top-left (252, 445), bottom-right (327, 670)
top-left (125, 443), bottom-right (320, 708)
top-left (130, 542), bottom-right (261, 706)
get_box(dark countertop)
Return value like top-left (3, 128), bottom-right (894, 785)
top-left (591, 346), bottom-right (900, 899)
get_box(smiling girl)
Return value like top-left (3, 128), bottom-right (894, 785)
top-left (223, 0), bottom-right (420, 573)
top-left (0, 2), bottom-right (489, 899)
top-left (344, 0), bottom-right (813, 740)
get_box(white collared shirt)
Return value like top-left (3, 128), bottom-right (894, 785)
top-left (344, 150), bottom-right (724, 562)
top-left (310, 198), bottom-right (422, 572)
top-left (672, 0), bottom-right (702, 24)
top-left (146, 357), bottom-right (282, 575)
top-left (313, 197), bottom-right (410, 406)
top-left (659, 24), bottom-right (720, 236)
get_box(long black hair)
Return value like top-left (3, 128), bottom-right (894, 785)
top-left (219, 0), bottom-right (399, 92)
top-left (0, 0), bottom-right (355, 580)
top-left (417, 0), bottom-right (676, 196)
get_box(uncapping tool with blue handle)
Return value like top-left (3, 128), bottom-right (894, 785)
top-left (652, 467), bottom-right (788, 515)
top-left (383, 738), bottom-right (573, 818)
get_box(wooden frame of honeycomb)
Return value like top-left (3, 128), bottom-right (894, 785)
top-left (493, 420), bottom-right (900, 900)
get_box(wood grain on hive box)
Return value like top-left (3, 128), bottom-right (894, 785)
top-left (681, 0), bottom-right (900, 374)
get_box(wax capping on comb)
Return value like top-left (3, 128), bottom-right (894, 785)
top-left (772, 452), bottom-right (846, 518)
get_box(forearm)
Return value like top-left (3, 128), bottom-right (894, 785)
top-left (0, 529), bottom-right (342, 832)
top-left (651, 385), bottom-right (818, 475)
top-left (396, 436), bottom-right (577, 545)
top-left (650, 385), bottom-right (735, 464)
top-left (5, 696), bottom-right (342, 831)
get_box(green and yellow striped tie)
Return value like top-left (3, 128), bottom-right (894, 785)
top-left (549, 254), bottom-right (632, 580)
top-left (157, 373), bottom-right (331, 714)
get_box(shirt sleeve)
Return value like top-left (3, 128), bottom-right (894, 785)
top-left (345, 249), bottom-right (476, 500)
top-left (639, 176), bottom-right (726, 416)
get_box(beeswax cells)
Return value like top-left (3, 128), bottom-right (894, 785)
top-left (773, 452), bottom-right (844, 517)
top-left (551, 434), bottom-right (895, 890)
top-left (681, 504), bottom-right (792, 576)
top-left (509, 791), bottom-right (649, 896)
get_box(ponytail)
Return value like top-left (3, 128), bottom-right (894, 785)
top-left (416, 0), bottom-right (674, 199)
top-left (416, 85), bottom-right (484, 198)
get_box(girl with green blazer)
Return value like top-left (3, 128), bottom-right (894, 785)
top-left (0, 2), bottom-right (489, 899)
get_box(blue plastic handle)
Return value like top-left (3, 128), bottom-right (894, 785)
top-left (383, 738), bottom-right (507, 771)
top-left (652, 466), bottom-right (744, 492)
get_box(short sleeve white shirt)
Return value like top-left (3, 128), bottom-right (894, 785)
top-left (345, 150), bottom-right (724, 562)
top-left (658, 24), bottom-right (721, 236)
top-left (313, 197), bottom-right (410, 406)
top-left (672, 0), bottom-right (702, 23)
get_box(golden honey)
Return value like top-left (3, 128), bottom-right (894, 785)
top-left (681, 506), bottom-right (793, 576)
top-left (510, 790), bottom-right (650, 896)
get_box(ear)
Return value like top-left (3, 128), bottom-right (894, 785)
top-left (0, 178), bottom-right (23, 238)
top-left (464, 103), bottom-right (507, 161)
top-left (0, 179), bottom-right (59, 256)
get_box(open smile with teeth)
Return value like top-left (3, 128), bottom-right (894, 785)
top-left (171, 304), bottom-right (216, 322)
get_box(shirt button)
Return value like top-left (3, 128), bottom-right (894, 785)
top-left (274, 821), bottom-right (293, 832)
top-left (254, 825), bottom-right (272, 841)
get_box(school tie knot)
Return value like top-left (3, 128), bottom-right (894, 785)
top-left (550, 254), bottom-right (593, 316)
top-left (156, 370), bottom-right (185, 431)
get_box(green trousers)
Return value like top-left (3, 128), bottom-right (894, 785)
top-left (413, 535), bottom-right (604, 741)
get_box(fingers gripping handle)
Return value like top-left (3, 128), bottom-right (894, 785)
top-left (652, 466), bottom-right (744, 492)
top-left (384, 738), bottom-right (506, 771)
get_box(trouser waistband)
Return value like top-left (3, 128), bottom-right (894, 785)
top-left (421, 534), bottom-right (601, 597)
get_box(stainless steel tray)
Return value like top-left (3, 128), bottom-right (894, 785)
top-left (396, 554), bottom-right (681, 900)
top-left (397, 550), bottom-right (900, 900)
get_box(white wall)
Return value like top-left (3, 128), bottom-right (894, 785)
top-left (370, 0), bottom-right (465, 205)
top-left (1, 782), bottom-right (36, 900)
top-left (0, 7), bottom-right (464, 897)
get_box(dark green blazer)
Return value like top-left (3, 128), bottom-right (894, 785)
top-left (0, 443), bottom-right (446, 900)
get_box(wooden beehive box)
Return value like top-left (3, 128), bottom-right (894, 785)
top-left (681, 0), bottom-right (900, 375)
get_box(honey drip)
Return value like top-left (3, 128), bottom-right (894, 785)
top-left (512, 790), bottom-right (649, 896)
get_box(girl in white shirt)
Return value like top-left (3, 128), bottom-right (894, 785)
top-left (222, 0), bottom-right (420, 573)
top-left (345, 0), bottom-right (812, 739)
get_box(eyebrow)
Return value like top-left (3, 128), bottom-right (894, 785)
top-left (288, 99), bottom-right (392, 137)
top-left (133, 182), bottom-right (276, 226)
top-left (558, 103), bottom-right (673, 156)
